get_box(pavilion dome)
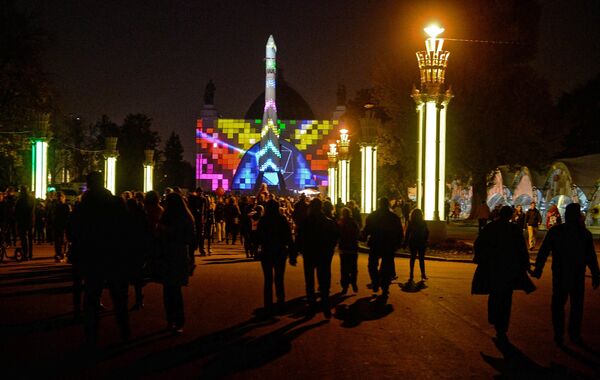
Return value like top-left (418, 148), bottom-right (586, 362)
top-left (245, 74), bottom-right (316, 120)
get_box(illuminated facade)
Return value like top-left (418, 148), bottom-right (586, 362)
top-left (412, 25), bottom-right (453, 220)
top-left (196, 36), bottom-right (344, 193)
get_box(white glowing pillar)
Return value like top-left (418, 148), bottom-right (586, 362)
top-left (337, 128), bottom-right (350, 204)
top-left (412, 24), bottom-right (452, 221)
top-left (143, 149), bottom-right (154, 193)
top-left (360, 145), bottom-right (377, 214)
top-left (327, 143), bottom-right (338, 200)
top-left (104, 137), bottom-right (118, 195)
top-left (31, 139), bottom-right (48, 199)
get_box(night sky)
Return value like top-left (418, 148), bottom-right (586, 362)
top-left (30, 0), bottom-right (600, 162)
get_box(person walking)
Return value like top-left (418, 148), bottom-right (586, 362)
top-left (511, 204), bottom-right (525, 230)
top-left (126, 198), bottom-right (150, 310)
top-left (404, 208), bottom-right (429, 283)
top-left (248, 204), bottom-right (264, 259)
top-left (214, 197), bottom-right (226, 243)
top-left (477, 201), bottom-right (491, 234)
top-left (159, 193), bottom-right (195, 334)
top-left (472, 206), bottom-right (535, 342)
top-left (188, 187), bottom-right (208, 256)
top-left (73, 172), bottom-right (131, 346)
top-left (257, 199), bottom-right (296, 315)
top-left (15, 186), bottom-right (35, 261)
top-left (525, 201), bottom-right (542, 250)
top-left (362, 197), bottom-right (404, 297)
top-left (296, 198), bottom-right (339, 317)
top-left (338, 207), bottom-right (360, 294)
top-left (52, 192), bottom-right (71, 262)
top-left (224, 196), bottom-right (241, 245)
top-left (531, 203), bottom-right (600, 346)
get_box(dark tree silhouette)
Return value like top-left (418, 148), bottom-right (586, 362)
top-left (158, 131), bottom-right (194, 191)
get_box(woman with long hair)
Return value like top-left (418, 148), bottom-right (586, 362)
top-left (404, 208), bottom-right (429, 282)
top-left (159, 193), bottom-right (195, 334)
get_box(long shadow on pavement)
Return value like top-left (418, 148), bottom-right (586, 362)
top-left (481, 338), bottom-right (589, 379)
top-left (113, 315), bottom-right (323, 377)
top-left (334, 295), bottom-right (393, 328)
top-left (201, 258), bottom-right (257, 265)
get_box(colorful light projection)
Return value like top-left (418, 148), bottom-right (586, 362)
top-left (31, 139), bottom-right (48, 199)
top-left (196, 118), bottom-right (339, 191)
top-left (412, 24), bottom-right (453, 220)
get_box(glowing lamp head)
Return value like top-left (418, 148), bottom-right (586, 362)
top-left (328, 143), bottom-right (337, 155)
top-left (339, 128), bottom-right (349, 143)
top-left (424, 25), bottom-right (445, 39)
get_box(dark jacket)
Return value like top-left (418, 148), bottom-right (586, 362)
top-left (338, 217), bottom-right (359, 252)
top-left (472, 219), bottom-right (534, 294)
top-left (159, 214), bottom-right (195, 286)
top-left (524, 208), bottom-right (542, 227)
top-left (296, 211), bottom-right (339, 259)
top-left (534, 223), bottom-right (600, 290)
top-left (15, 194), bottom-right (35, 228)
top-left (73, 188), bottom-right (129, 280)
top-left (363, 208), bottom-right (404, 253)
top-left (258, 212), bottom-right (294, 258)
top-left (404, 220), bottom-right (429, 249)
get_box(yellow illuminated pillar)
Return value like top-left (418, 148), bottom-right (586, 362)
top-left (143, 149), bottom-right (155, 193)
top-left (412, 24), bottom-right (453, 221)
top-left (327, 144), bottom-right (338, 201)
top-left (337, 128), bottom-right (350, 204)
top-left (104, 137), bottom-right (118, 195)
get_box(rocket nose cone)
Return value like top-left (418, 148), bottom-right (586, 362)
top-left (266, 35), bottom-right (276, 48)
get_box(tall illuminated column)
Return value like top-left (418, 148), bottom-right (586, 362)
top-left (411, 25), bottom-right (453, 221)
top-left (327, 144), bottom-right (338, 200)
top-left (31, 113), bottom-right (50, 199)
top-left (360, 104), bottom-right (378, 214)
top-left (143, 149), bottom-right (154, 193)
top-left (104, 137), bottom-right (118, 195)
top-left (337, 128), bottom-right (350, 204)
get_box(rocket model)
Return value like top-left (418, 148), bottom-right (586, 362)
top-left (256, 35), bottom-right (285, 189)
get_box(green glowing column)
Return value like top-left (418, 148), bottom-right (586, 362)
top-left (31, 139), bottom-right (48, 199)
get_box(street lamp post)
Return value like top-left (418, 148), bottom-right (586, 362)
top-left (359, 104), bottom-right (378, 214)
top-left (327, 143), bottom-right (338, 201)
top-left (104, 137), bottom-right (118, 195)
top-left (143, 149), bottom-right (154, 193)
top-left (31, 113), bottom-right (50, 199)
top-left (337, 128), bottom-right (350, 204)
top-left (412, 24), bottom-right (453, 222)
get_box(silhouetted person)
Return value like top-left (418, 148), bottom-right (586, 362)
top-left (188, 188), bottom-right (208, 256)
top-left (74, 172), bottom-right (131, 346)
top-left (52, 192), bottom-right (70, 262)
top-left (14, 185), bottom-right (34, 260)
top-left (159, 193), bottom-right (195, 334)
top-left (296, 198), bottom-right (339, 317)
top-left (291, 193), bottom-right (308, 229)
top-left (224, 197), bottom-right (241, 244)
top-left (257, 199), bottom-right (296, 315)
top-left (477, 201), bottom-right (490, 233)
top-left (338, 207), bottom-right (360, 294)
top-left (473, 206), bottom-right (534, 342)
top-left (362, 197), bottom-right (403, 297)
top-left (404, 208), bottom-right (429, 282)
top-left (66, 201), bottom-right (83, 319)
top-left (531, 203), bottom-right (600, 345)
top-left (126, 198), bottom-right (150, 310)
top-left (525, 201), bottom-right (542, 250)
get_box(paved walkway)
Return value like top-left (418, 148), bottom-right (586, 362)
top-left (1, 242), bottom-right (599, 379)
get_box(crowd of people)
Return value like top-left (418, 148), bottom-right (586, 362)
top-left (1, 176), bottom-right (599, 350)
